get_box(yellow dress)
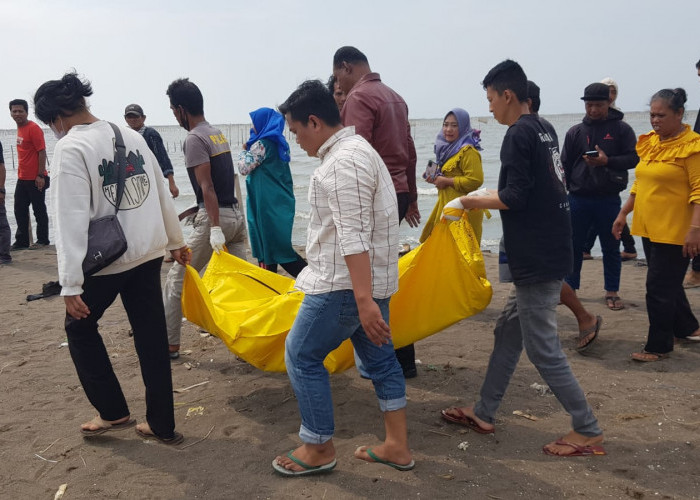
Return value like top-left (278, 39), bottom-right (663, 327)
top-left (630, 125), bottom-right (700, 245)
top-left (420, 145), bottom-right (484, 243)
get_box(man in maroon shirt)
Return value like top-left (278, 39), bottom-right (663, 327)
top-left (332, 46), bottom-right (420, 377)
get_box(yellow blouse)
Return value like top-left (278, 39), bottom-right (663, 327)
top-left (630, 125), bottom-right (700, 245)
top-left (420, 145), bottom-right (484, 243)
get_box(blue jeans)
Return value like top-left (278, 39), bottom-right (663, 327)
top-left (285, 290), bottom-right (406, 444)
top-left (474, 281), bottom-right (601, 437)
top-left (565, 193), bottom-right (621, 291)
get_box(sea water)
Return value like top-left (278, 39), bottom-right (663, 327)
top-left (1, 110), bottom-right (695, 255)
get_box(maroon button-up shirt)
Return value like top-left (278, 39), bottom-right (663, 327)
top-left (341, 73), bottom-right (417, 200)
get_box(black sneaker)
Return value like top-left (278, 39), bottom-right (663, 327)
top-left (10, 243), bottom-right (29, 251)
top-left (0, 258), bottom-right (11, 265)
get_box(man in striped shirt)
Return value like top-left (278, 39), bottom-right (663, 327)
top-left (271, 80), bottom-right (413, 476)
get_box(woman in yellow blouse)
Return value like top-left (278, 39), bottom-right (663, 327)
top-left (612, 88), bottom-right (700, 361)
top-left (420, 108), bottom-right (484, 243)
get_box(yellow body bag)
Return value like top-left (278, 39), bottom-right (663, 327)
top-left (182, 214), bottom-right (492, 373)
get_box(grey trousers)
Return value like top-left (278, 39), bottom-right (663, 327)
top-left (163, 207), bottom-right (247, 346)
top-left (473, 280), bottom-right (601, 437)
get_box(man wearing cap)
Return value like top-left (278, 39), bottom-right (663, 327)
top-left (561, 83), bottom-right (638, 311)
top-left (163, 78), bottom-right (248, 359)
top-left (124, 104), bottom-right (179, 198)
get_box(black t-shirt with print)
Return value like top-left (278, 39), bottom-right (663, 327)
top-left (497, 114), bottom-right (572, 285)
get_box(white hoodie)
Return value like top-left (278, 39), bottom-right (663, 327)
top-left (52, 121), bottom-right (185, 295)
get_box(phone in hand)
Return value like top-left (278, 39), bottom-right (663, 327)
top-left (583, 150), bottom-right (599, 158)
top-left (423, 160), bottom-right (440, 181)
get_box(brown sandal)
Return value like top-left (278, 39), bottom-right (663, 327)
top-left (631, 351), bottom-right (668, 362)
top-left (605, 295), bottom-right (624, 311)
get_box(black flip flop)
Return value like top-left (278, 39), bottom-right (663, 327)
top-left (576, 315), bottom-right (602, 353)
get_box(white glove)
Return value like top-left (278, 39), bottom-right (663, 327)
top-left (210, 226), bottom-right (226, 254)
top-left (466, 187), bottom-right (490, 197)
top-left (442, 197), bottom-right (466, 221)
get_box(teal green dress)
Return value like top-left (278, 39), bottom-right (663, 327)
top-left (239, 139), bottom-right (298, 265)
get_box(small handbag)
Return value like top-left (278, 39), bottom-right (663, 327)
top-left (82, 123), bottom-right (129, 276)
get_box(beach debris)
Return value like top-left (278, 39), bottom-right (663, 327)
top-left (186, 406), bottom-right (205, 418)
top-left (428, 429), bottom-right (452, 437)
top-left (59, 342), bottom-right (68, 348)
top-left (183, 362), bottom-right (194, 370)
top-left (54, 484), bottom-right (67, 500)
top-left (35, 453), bottom-right (58, 463)
top-left (179, 425), bottom-right (215, 450)
top-left (512, 410), bottom-right (538, 421)
top-left (438, 474), bottom-right (454, 480)
top-left (457, 441), bottom-right (469, 450)
top-left (173, 380), bottom-right (209, 393)
top-left (530, 382), bottom-right (552, 396)
top-left (38, 438), bottom-right (60, 454)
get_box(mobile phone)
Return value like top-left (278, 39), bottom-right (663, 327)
top-left (584, 150), bottom-right (599, 158)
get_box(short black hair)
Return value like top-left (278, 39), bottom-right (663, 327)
top-left (482, 59), bottom-right (527, 102)
top-left (333, 46), bottom-right (368, 69)
top-left (278, 80), bottom-right (341, 127)
top-left (33, 72), bottom-right (93, 124)
top-left (326, 74), bottom-right (336, 93)
top-left (651, 88), bottom-right (687, 113)
top-left (527, 80), bottom-right (541, 113)
top-left (9, 99), bottom-right (28, 112)
top-left (166, 78), bottom-right (204, 116)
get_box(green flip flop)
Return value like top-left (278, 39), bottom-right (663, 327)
top-left (362, 447), bottom-right (415, 471)
top-left (272, 451), bottom-right (337, 477)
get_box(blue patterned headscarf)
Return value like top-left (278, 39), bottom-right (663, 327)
top-left (434, 108), bottom-right (482, 166)
top-left (246, 107), bottom-right (291, 162)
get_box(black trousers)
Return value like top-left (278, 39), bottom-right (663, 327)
top-left (642, 238), bottom-right (699, 354)
top-left (264, 253), bottom-right (307, 278)
top-left (65, 257), bottom-right (176, 438)
top-left (692, 255), bottom-right (700, 272)
top-left (14, 179), bottom-right (49, 246)
top-left (394, 192), bottom-right (416, 372)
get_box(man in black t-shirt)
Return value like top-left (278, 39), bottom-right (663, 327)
top-left (440, 60), bottom-right (605, 458)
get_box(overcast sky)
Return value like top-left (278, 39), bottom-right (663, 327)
top-left (2, 0), bottom-right (699, 129)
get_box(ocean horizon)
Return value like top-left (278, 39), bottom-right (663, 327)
top-left (1, 110), bottom-right (697, 255)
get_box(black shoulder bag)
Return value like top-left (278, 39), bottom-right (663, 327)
top-left (82, 123), bottom-right (129, 276)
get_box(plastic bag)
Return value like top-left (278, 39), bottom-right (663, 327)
top-left (182, 213), bottom-right (492, 373)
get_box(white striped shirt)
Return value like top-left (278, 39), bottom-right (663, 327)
top-left (294, 127), bottom-right (399, 298)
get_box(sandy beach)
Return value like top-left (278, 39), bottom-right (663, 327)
top-left (1, 246), bottom-right (700, 499)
